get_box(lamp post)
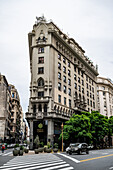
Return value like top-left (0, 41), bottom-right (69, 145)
top-left (61, 122), bottom-right (63, 152)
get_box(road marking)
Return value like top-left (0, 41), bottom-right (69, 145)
top-left (3, 152), bottom-right (12, 156)
top-left (109, 167), bottom-right (113, 169)
top-left (58, 153), bottom-right (80, 163)
top-left (80, 154), bottom-right (113, 162)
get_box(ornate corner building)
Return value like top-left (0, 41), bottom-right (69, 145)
top-left (0, 74), bottom-right (24, 143)
top-left (26, 16), bottom-right (99, 149)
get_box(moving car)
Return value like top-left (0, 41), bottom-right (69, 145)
top-left (67, 143), bottom-right (89, 155)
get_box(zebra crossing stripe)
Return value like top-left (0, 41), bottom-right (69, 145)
top-left (3, 152), bottom-right (12, 156)
top-left (58, 153), bottom-right (80, 163)
top-left (1, 160), bottom-right (63, 169)
top-left (0, 161), bottom-right (67, 170)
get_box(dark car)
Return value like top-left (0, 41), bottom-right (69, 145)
top-left (68, 143), bottom-right (89, 155)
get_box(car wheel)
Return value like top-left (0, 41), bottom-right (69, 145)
top-left (69, 151), bottom-right (72, 155)
top-left (86, 150), bottom-right (89, 154)
top-left (78, 150), bottom-right (81, 155)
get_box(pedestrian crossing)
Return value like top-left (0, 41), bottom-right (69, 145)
top-left (0, 153), bottom-right (74, 170)
top-left (0, 151), bottom-right (12, 156)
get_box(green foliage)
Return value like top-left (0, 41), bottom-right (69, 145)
top-left (59, 111), bottom-right (113, 148)
top-left (47, 142), bottom-right (51, 148)
top-left (40, 142), bottom-right (44, 147)
top-left (34, 135), bottom-right (40, 149)
top-left (54, 143), bottom-right (58, 149)
top-left (14, 144), bottom-right (19, 148)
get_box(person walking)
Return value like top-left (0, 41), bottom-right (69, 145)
top-left (2, 144), bottom-right (5, 153)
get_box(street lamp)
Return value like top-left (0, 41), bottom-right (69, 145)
top-left (61, 122), bottom-right (63, 152)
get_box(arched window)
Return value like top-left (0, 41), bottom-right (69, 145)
top-left (38, 78), bottom-right (44, 87)
top-left (38, 104), bottom-right (42, 111)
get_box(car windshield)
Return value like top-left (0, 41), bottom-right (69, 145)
top-left (70, 143), bottom-right (79, 147)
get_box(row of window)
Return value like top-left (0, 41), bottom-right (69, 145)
top-left (58, 94), bottom-right (71, 107)
top-left (58, 54), bottom-right (71, 67)
top-left (87, 99), bottom-right (95, 108)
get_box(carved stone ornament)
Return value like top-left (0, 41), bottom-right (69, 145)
top-left (36, 112), bottom-right (43, 119)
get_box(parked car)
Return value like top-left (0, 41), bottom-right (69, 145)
top-left (68, 143), bottom-right (89, 155)
top-left (66, 143), bottom-right (79, 153)
top-left (88, 144), bottom-right (94, 149)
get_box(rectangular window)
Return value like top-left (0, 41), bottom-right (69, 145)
top-left (74, 83), bottom-right (77, 89)
top-left (87, 91), bottom-right (89, 97)
top-left (38, 67), bottom-right (44, 74)
top-left (68, 61), bottom-right (70, 67)
top-left (63, 75), bottom-right (66, 83)
top-left (69, 99), bottom-right (71, 108)
top-left (64, 85), bottom-right (66, 93)
top-left (78, 77), bottom-right (80, 83)
top-left (68, 70), bottom-right (71, 76)
top-left (38, 91), bottom-right (44, 97)
top-left (81, 71), bottom-right (84, 77)
top-left (58, 62), bottom-right (61, 70)
top-left (64, 97), bottom-right (66, 105)
top-left (90, 100), bottom-right (92, 107)
top-left (58, 82), bottom-right (61, 91)
top-left (82, 88), bottom-right (84, 93)
top-left (82, 80), bottom-right (84, 85)
top-left (89, 85), bottom-right (91, 91)
top-left (78, 85), bottom-right (81, 92)
top-left (12, 93), bottom-right (14, 98)
top-left (58, 95), bottom-right (61, 103)
top-left (87, 99), bottom-right (89, 105)
top-left (39, 57), bottom-right (44, 63)
top-left (92, 87), bottom-right (94, 93)
top-left (74, 74), bottom-right (76, 81)
top-left (58, 53), bottom-right (61, 60)
top-left (93, 102), bottom-right (95, 108)
top-left (86, 83), bottom-right (88, 89)
top-left (86, 75), bottom-right (88, 81)
top-left (38, 47), bottom-right (44, 53)
top-left (68, 79), bottom-right (71, 86)
top-left (78, 68), bottom-right (80, 75)
top-left (68, 88), bottom-right (71, 96)
top-left (63, 57), bottom-right (66, 63)
top-left (74, 66), bottom-right (76, 72)
top-left (63, 66), bottom-right (66, 73)
top-left (103, 92), bottom-right (105, 96)
top-left (58, 72), bottom-right (61, 79)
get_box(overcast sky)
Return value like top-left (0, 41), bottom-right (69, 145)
top-left (0, 0), bottom-right (113, 115)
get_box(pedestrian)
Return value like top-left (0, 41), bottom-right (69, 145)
top-left (2, 144), bottom-right (5, 153)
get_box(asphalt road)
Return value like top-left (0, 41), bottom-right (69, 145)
top-left (57, 148), bottom-right (113, 170)
top-left (0, 148), bottom-right (113, 170)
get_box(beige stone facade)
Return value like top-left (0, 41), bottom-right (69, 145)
top-left (26, 16), bottom-right (99, 149)
top-left (9, 84), bottom-right (23, 143)
top-left (0, 74), bottom-right (24, 143)
top-left (97, 77), bottom-right (113, 117)
top-left (0, 74), bottom-right (11, 142)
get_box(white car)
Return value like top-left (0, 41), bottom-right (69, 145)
top-left (88, 144), bottom-right (94, 149)
top-left (66, 143), bottom-right (79, 153)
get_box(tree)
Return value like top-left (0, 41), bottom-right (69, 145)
top-left (89, 111), bottom-right (109, 148)
top-left (60, 113), bottom-right (92, 145)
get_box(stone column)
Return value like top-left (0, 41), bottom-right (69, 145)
top-left (47, 119), bottom-right (54, 146)
top-left (29, 120), bottom-right (33, 150)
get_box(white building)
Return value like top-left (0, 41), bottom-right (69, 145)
top-left (97, 77), bottom-right (113, 117)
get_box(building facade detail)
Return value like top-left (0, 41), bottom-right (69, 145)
top-left (97, 77), bottom-right (113, 117)
top-left (26, 17), bottom-right (99, 149)
top-left (0, 74), bottom-right (24, 144)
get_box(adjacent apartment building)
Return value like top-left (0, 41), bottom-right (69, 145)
top-left (0, 74), bottom-right (24, 144)
top-left (26, 16), bottom-right (99, 149)
top-left (97, 77), bottom-right (113, 117)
